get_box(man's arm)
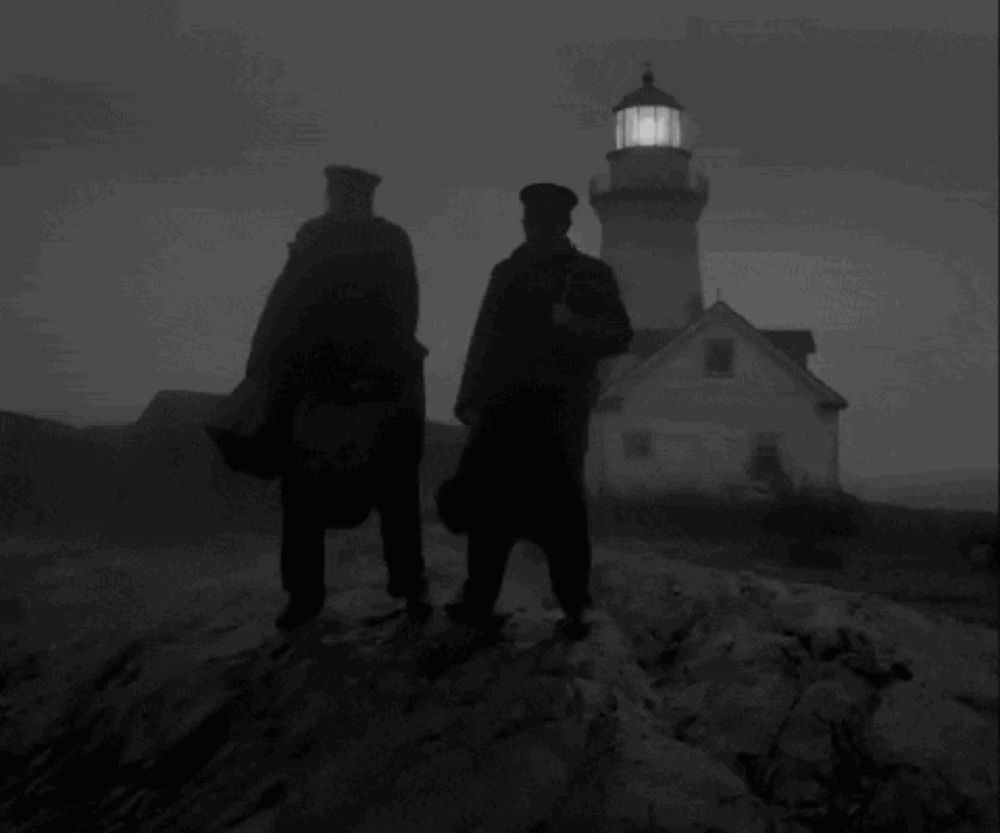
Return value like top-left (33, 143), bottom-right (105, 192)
top-left (555, 265), bottom-right (633, 360)
top-left (454, 268), bottom-right (510, 424)
top-left (245, 250), bottom-right (303, 383)
top-left (381, 226), bottom-right (421, 348)
top-left (245, 218), bottom-right (329, 383)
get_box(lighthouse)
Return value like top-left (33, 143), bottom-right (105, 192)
top-left (589, 65), bottom-right (709, 331)
top-left (584, 68), bottom-right (848, 502)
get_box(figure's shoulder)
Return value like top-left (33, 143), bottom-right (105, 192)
top-left (289, 215), bottom-right (412, 254)
top-left (289, 215), bottom-right (333, 251)
top-left (370, 216), bottom-right (407, 235)
top-left (293, 215), bottom-right (328, 238)
top-left (568, 251), bottom-right (614, 278)
top-left (490, 255), bottom-right (515, 277)
top-left (488, 256), bottom-right (525, 291)
top-left (368, 216), bottom-right (413, 246)
top-left (560, 252), bottom-right (616, 289)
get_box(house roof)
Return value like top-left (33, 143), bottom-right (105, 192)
top-left (761, 329), bottom-right (816, 363)
top-left (603, 301), bottom-right (847, 409)
top-left (628, 326), bottom-right (816, 365)
top-left (628, 328), bottom-right (682, 359)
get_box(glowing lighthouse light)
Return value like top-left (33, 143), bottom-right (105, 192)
top-left (613, 65), bottom-right (685, 150)
top-left (616, 106), bottom-right (682, 148)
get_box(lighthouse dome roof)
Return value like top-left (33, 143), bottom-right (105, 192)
top-left (612, 67), bottom-right (684, 112)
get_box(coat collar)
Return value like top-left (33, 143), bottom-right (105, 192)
top-left (509, 236), bottom-right (578, 264)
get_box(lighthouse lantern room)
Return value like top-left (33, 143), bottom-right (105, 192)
top-left (614, 64), bottom-right (685, 150)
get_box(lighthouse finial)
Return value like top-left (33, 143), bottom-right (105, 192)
top-left (642, 61), bottom-right (654, 86)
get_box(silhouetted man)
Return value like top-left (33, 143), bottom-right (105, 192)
top-left (245, 165), bottom-right (429, 630)
top-left (446, 182), bottom-right (633, 637)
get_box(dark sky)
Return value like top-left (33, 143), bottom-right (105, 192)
top-left (2, 1), bottom-right (997, 478)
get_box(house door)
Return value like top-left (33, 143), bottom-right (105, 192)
top-left (750, 432), bottom-right (788, 489)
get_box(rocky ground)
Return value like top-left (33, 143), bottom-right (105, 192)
top-left (1, 524), bottom-right (997, 832)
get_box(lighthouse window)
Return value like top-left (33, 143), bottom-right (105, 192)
top-left (636, 107), bottom-right (657, 145)
top-left (624, 108), bottom-right (638, 148)
top-left (619, 106), bottom-right (681, 149)
top-left (704, 339), bottom-right (735, 376)
top-left (670, 108), bottom-right (682, 147)
top-left (654, 108), bottom-right (668, 144)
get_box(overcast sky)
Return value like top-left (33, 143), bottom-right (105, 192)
top-left (2, 1), bottom-right (996, 478)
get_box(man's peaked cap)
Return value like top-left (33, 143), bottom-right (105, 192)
top-left (519, 182), bottom-right (578, 221)
top-left (324, 165), bottom-right (382, 194)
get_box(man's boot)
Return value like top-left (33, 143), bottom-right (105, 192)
top-left (388, 574), bottom-right (433, 622)
top-left (275, 588), bottom-right (326, 630)
top-left (443, 585), bottom-right (509, 630)
top-left (405, 584), bottom-right (433, 623)
top-left (557, 596), bottom-right (594, 641)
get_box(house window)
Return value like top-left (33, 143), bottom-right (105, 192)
top-left (623, 429), bottom-right (653, 459)
top-left (704, 339), bottom-right (735, 377)
top-left (750, 433), bottom-right (783, 482)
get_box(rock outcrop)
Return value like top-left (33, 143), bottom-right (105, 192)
top-left (0, 532), bottom-right (996, 832)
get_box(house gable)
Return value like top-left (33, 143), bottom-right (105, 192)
top-left (627, 325), bottom-right (815, 367)
top-left (601, 301), bottom-right (848, 411)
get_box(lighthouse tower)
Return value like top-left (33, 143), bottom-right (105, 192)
top-left (589, 65), bottom-right (709, 331)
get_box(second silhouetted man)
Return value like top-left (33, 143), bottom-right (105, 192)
top-left (445, 182), bottom-right (633, 637)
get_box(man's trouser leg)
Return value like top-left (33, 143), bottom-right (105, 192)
top-left (538, 481), bottom-right (593, 617)
top-left (459, 523), bottom-right (517, 613)
top-left (279, 476), bottom-right (326, 598)
top-left (375, 463), bottom-right (427, 599)
top-left (536, 398), bottom-right (594, 616)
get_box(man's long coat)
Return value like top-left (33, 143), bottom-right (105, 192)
top-left (246, 214), bottom-right (427, 472)
top-left (453, 239), bottom-right (632, 536)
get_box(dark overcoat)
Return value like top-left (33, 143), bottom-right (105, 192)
top-left (452, 238), bottom-right (632, 537)
top-left (246, 213), bottom-right (427, 477)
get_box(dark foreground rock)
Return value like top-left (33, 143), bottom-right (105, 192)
top-left (0, 532), bottom-right (996, 832)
